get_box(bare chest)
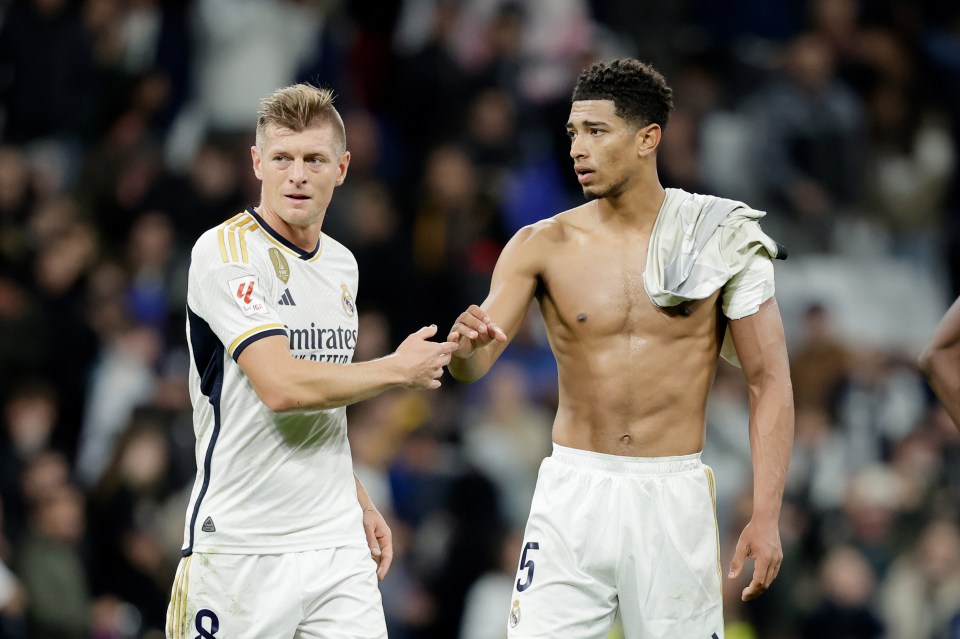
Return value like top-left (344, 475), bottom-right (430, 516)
top-left (537, 239), bottom-right (719, 340)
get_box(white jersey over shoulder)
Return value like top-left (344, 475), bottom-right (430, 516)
top-left (181, 208), bottom-right (362, 555)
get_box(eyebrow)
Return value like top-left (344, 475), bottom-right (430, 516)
top-left (565, 119), bottom-right (610, 129)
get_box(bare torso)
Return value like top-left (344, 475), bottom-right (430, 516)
top-left (532, 202), bottom-right (723, 456)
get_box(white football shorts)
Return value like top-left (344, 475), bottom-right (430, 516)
top-left (166, 544), bottom-right (386, 639)
top-left (507, 444), bottom-right (724, 639)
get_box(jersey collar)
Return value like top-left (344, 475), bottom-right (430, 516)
top-left (247, 207), bottom-right (321, 261)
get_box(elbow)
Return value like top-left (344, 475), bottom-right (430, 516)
top-left (918, 345), bottom-right (946, 383)
top-left (917, 347), bottom-right (935, 381)
top-left (259, 388), bottom-right (315, 413)
top-left (261, 389), bottom-right (296, 413)
top-left (261, 387), bottom-right (339, 412)
top-left (446, 361), bottom-right (479, 384)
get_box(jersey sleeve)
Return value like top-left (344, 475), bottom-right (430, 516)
top-left (188, 230), bottom-right (287, 360)
top-left (721, 251), bottom-right (776, 320)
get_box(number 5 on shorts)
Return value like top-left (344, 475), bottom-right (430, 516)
top-left (516, 541), bottom-right (540, 592)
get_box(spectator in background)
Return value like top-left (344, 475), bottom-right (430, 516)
top-left (412, 145), bottom-right (507, 327)
top-left (880, 519), bottom-right (960, 639)
top-left (75, 323), bottom-right (160, 488)
top-left (790, 303), bottom-right (851, 414)
top-left (800, 546), bottom-right (884, 639)
top-left (748, 33), bottom-right (865, 250)
top-left (0, 0), bottom-right (93, 145)
top-left (16, 484), bottom-right (90, 639)
top-left (0, 384), bottom-right (58, 547)
top-left (145, 135), bottom-right (248, 247)
top-left (88, 413), bottom-right (177, 635)
top-left (462, 362), bottom-right (552, 528)
top-left (459, 529), bottom-right (523, 639)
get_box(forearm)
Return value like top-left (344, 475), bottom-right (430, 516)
top-left (447, 349), bottom-right (498, 383)
top-left (265, 355), bottom-right (406, 412)
top-left (748, 381), bottom-right (794, 520)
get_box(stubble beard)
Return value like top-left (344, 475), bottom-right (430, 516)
top-left (582, 175), bottom-right (629, 201)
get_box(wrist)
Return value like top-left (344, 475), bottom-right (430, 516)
top-left (750, 506), bottom-right (781, 524)
top-left (377, 353), bottom-right (411, 387)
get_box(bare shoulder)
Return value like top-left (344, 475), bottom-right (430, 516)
top-left (510, 203), bottom-right (591, 251)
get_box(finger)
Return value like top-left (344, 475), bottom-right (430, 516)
top-left (447, 331), bottom-right (460, 342)
top-left (488, 323), bottom-right (508, 341)
top-left (752, 554), bottom-right (771, 588)
top-left (439, 341), bottom-right (460, 354)
top-left (377, 533), bottom-right (394, 581)
top-left (741, 578), bottom-right (768, 601)
top-left (363, 520), bottom-right (380, 559)
top-left (765, 556), bottom-right (782, 586)
top-left (772, 557), bottom-right (782, 582)
top-left (728, 542), bottom-right (748, 579)
top-left (449, 323), bottom-right (472, 339)
top-left (427, 379), bottom-right (441, 389)
top-left (456, 315), bottom-right (489, 339)
top-left (467, 304), bottom-right (488, 321)
top-left (415, 324), bottom-right (438, 339)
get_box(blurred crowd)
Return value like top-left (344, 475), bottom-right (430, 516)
top-left (1, 0), bottom-right (960, 637)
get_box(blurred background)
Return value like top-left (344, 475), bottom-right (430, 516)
top-left (0, 0), bottom-right (959, 637)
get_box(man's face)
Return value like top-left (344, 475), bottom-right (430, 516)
top-left (251, 121), bottom-right (349, 229)
top-left (566, 100), bottom-right (642, 200)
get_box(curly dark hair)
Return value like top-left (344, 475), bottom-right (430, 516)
top-left (572, 58), bottom-right (674, 129)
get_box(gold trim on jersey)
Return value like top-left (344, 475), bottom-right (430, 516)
top-left (703, 466), bottom-right (722, 588)
top-left (310, 234), bottom-right (325, 262)
top-left (168, 555), bottom-right (192, 639)
top-left (259, 227), bottom-right (324, 263)
top-left (218, 213), bottom-right (259, 264)
top-left (228, 323), bottom-right (286, 356)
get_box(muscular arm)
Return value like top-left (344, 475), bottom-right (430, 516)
top-left (727, 298), bottom-right (794, 600)
top-left (237, 326), bottom-right (456, 412)
top-left (447, 225), bottom-right (543, 382)
top-left (919, 297), bottom-right (960, 428)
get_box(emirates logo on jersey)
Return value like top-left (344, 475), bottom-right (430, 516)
top-left (227, 275), bottom-right (266, 317)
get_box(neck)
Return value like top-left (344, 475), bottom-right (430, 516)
top-left (257, 205), bottom-right (323, 252)
top-left (594, 174), bottom-right (666, 231)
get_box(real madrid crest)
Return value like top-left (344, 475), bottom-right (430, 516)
top-left (341, 283), bottom-right (355, 317)
top-left (269, 248), bottom-right (290, 283)
top-left (509, 599), bottom-right (521, 628)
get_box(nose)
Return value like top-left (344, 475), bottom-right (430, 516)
top-left (569, 135), bottom-right (587, 161)
top-left (289, 159), bottom-right (307, 184)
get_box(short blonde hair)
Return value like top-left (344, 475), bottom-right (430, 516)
top-left (255, 83), bottom-right (346, 154)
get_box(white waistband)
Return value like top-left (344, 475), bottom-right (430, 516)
top-left (550, 443), bottom-right (703, 475)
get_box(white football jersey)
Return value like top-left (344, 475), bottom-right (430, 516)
top-left (181, 208), bottom-right (362, 555)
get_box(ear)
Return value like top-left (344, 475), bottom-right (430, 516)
top-left (336, 150), bottom-right (351, 186)
top-left (636, 124), bottom-right (662, 158)
top-left (251, 145), bottom-right (263, 180)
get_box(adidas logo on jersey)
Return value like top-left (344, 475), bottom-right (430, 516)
top-left (277, 288), bottom-right (296, 306)
top-left (202, 516), bottom-right (216, 533)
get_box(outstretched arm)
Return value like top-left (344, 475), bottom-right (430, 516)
top-left (238, 325), bottom-right (458, 412)
top-left (727, 298), bottom-right (794, 601)
top-left (447, 225), bottom-right (543, 382)
top-left (919, 297), bottom-right (960, 428)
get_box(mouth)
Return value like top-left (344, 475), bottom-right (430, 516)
top-left (285, 194), bottom-right (311, 202)
top-left (575, 167), bottom-right (595, 184)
